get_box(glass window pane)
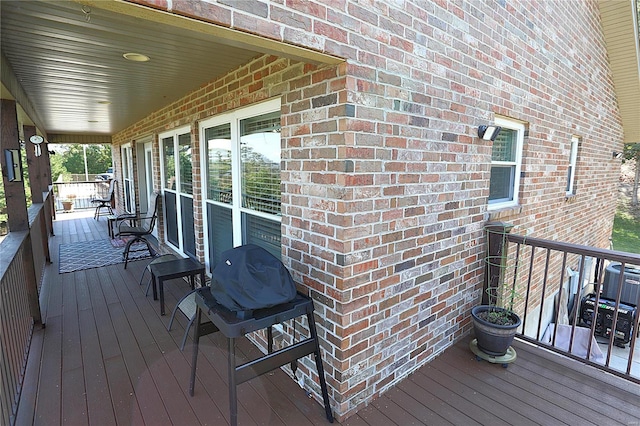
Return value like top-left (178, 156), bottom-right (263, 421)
top-left (122, 147), bottom-right (130, 179)
top-left (205, 123), bottom-right (232, 204)
top-left (491, 128), bottom-right (517, 162)
top-left (178, 133), bottom-right (192, 195)
top-left (242, 212), bottom-right (281, 259)
top-left (489, 165), bottom-right (514, 202)
top-left (240, 111), bottom-right (281, 216)
top-left (162, 136), bottom-right (175, 190)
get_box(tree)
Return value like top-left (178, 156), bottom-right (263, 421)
top-left (49, 148), bottom-right (68, 182)
top-left (60, 144), bottom-right (112, 175)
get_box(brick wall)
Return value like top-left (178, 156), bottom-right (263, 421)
top-left (118, 0), bottom-right (623, 419)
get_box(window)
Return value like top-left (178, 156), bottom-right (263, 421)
top-left (200, 98), bottom-right (282, 270)
top-left (488, 117), bottom-right (525, 210)
top-left (121, 144), bottom-right (135, 214)
top-left (160, 126), bottom-right (196, 256)
top-left (566, 136), bottom-right (579, 196)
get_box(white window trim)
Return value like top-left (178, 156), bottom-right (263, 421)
top-left (566, 136), bottom-right (579, 196)
top-left (120, 143), bottom-right (135, 214)
top-left (199, 98), bottom-right (281, 270)
top-left (488, 117), bottom-right (525, 211)
top-left (159, 125), bottom-right (191, 254)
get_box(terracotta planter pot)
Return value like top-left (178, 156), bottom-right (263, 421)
top-left (471, 305), bottom-right (521, 356)
top-left (62, 201), bottom-right (74, 211)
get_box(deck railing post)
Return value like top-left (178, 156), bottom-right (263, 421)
top-left (483, 222), bottom-right (514, 305)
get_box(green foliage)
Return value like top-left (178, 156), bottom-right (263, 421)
top-left (611, 209), bottom-right (640, 254)
top-left (58, 144), bottom-right (112, 175)
top-left (622, 143), bottom-right (640, 162)
top-left (50, 149), bottom-right (68, 182)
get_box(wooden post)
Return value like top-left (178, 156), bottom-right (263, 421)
top-left (0, 99), bottom-right (28, 232)
top-left (24, 125), bottom-right (50, 204)
top-left (483, 222), bottom-right (514, 305)
top-left (1, 100), bottom-right (42, 325)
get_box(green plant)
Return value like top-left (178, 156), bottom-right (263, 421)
top-left (481, 223), bottom-right (524, 326)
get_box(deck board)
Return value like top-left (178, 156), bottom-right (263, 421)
top-left (17, 211), bottom-right (640, 425)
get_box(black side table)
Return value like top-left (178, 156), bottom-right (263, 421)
top-left (189, 288), bottom-right (334, 426)
top-left (149, 257), bottom-right (205, 315)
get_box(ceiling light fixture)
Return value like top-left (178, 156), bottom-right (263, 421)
top-left (97, 100), bottom-right (111, 105)
top-left (123, 52), bottom-right (150, 62)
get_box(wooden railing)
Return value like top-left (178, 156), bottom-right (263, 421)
top-left (0, 191), bottom-right (50, 425)
top-left (485, 223), bottom-right (640, 384)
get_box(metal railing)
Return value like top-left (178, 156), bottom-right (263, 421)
top-left (0, 191), bottom-right (49, 426)
top-left (52, 180), bottom-right (113, 211)
top-left (485, 223), bottom-right (640, 384)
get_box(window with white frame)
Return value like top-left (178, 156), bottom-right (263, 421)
top-left (121, 144), bottom-right (135, 214)
top-left (200, 98), bottom-right (282, 270)
top-left (488, 117), bottom-right (525, 210)
top-left (566, 136), bottom-right (579, 196)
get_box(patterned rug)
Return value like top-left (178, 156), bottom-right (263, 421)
top-left (59, 238), bottom-right (153, 274)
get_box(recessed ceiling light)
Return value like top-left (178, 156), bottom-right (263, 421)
top-left (123, 52), bottom-right (150, 62)
top-left (97, 100), bottom-right (111, 105)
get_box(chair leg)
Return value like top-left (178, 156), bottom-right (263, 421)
top-left (123, 236), bottom-right (153, 269)
top-left (122, 236), bottom-right (140, 269)
top-left (180, 316), bottom-right (196, 350)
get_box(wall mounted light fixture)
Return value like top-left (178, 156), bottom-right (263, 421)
top-left (30, 135), bottom-right (44, 157)
top-left (478, 125), bottom-right (502, 141)
top-left (4, 149), bottom-right (22, 181)
top-left (612, 151), bottom-right (623, 159)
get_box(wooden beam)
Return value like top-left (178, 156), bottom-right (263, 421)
top-left (1, 99), bottom-right (28, 232)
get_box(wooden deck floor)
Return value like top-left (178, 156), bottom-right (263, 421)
top-left (16, 211), bottom-right (640, 425)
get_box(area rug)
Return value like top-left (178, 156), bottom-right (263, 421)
top-left (59, 239), bottom-right (152, 274)
top-left (110, 236), bottom-right (133, 248)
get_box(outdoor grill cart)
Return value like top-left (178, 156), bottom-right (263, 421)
top-left (188, 287), bottom-right (334, 425)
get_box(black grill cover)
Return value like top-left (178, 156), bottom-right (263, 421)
top-left (210, 244), bottom-right (297, 318)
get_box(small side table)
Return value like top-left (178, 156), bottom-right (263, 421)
top-left (106, 214), bottom-right (118, 239)
top-left (149, 257), bottom-right (205, 316)
top-left (189, 288), bottom-right (334, 426)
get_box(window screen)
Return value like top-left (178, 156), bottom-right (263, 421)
top-left (205, 124), bottom-right (232, 204)
top-left (178, 133), bottom-right (192, 195)
top-left (162, 137), bottom-right (176, 190)
top-left (240, 111), bottom-right (281, 216)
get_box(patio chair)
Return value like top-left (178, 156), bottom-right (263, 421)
top-left (90, 179), bottom-right (116, 220)
top-left (167, 287), bottom-right (200, 350)
top-left (116, 192), bottom-right (160, 269)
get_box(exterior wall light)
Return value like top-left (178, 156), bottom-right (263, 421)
top-left (612, 151), bottom-right (623, 159)
top-left (478, 125), bottom-right (502, 141)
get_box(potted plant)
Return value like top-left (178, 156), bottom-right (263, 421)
top-left (471, 299), bottom-right (521, 357)
top-left (61, 194), bottom-right (76, 211)
top-left (471, 222), bottom-right (522, 357)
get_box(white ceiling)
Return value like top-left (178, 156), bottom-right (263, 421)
top-left (0, 0), bottom-right (265, 137)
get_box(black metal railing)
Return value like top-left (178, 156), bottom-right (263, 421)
top-left (485, 222), bottom-right (640, 384)
top-left (52, 181), bottom-right (113, 211)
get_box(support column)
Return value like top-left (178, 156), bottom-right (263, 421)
top-left (0, 99), bottom-right (42, 325)
top-left (24, 125), bottom-right (50, 204)
top-left (0, 99), bottom-right (28, 232)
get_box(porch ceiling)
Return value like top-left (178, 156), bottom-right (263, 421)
top-left (0, 0), bottom-right (340, 142)
top-left (599, 0), bottom-right (640, 144)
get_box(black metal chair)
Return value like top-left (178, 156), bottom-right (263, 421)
top-left (90, 179), bottom-right (116, 220)
top-left (116, 192), bottom-right (160, 268)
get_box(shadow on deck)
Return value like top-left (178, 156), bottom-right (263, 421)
top-left (16, 211), bottom-right (640, 425)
